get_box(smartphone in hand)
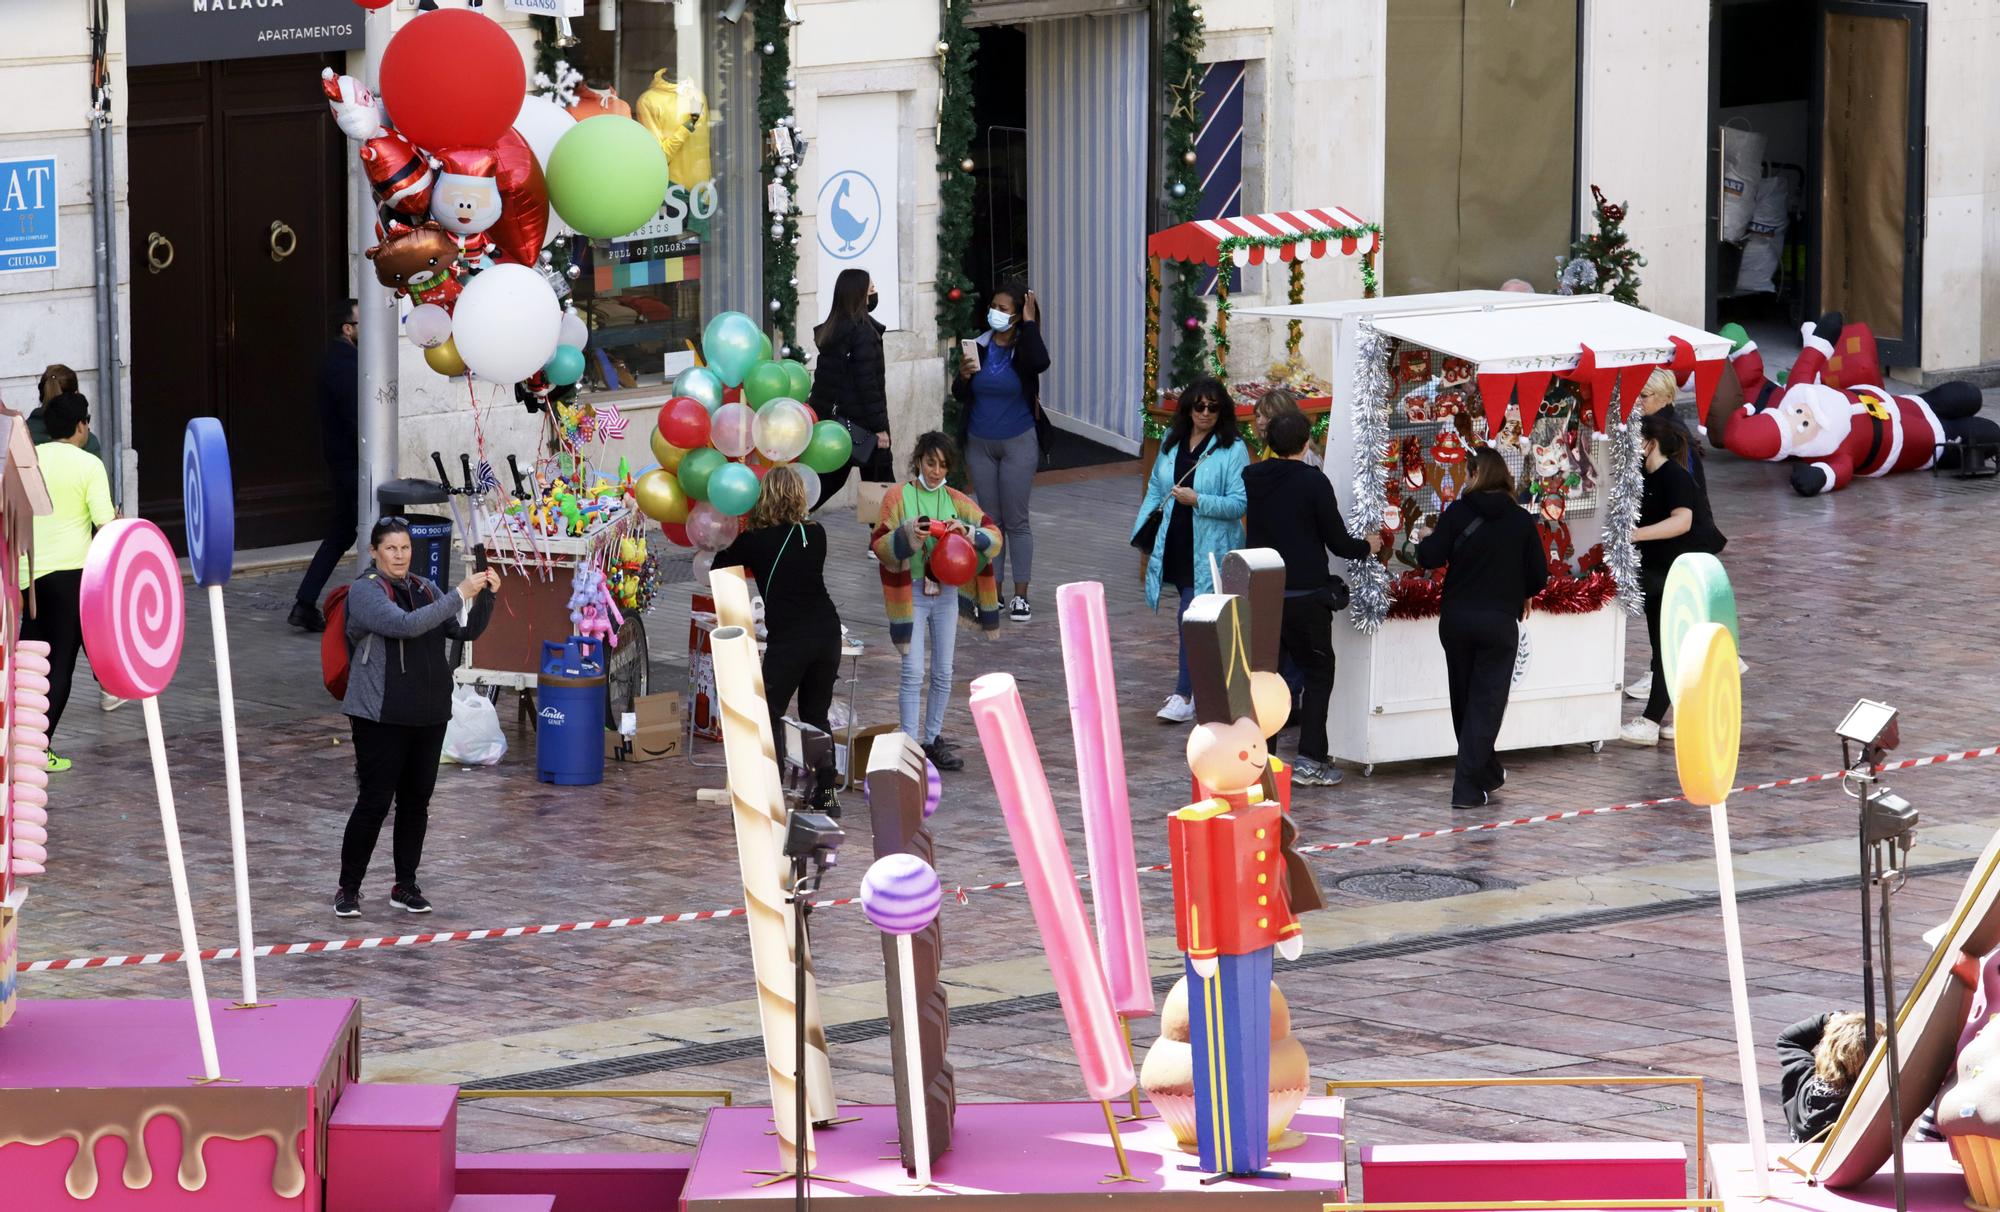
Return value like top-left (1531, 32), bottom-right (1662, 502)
top-left (958, 337), bottom-right (979, 366)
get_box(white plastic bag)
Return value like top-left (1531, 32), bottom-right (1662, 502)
top-left (442, 687), bottom-right (507, 766)
top-left (1735, 175), bottom-right (1790, 295)
top-left (1720, 118), bottom-right (1766, 244)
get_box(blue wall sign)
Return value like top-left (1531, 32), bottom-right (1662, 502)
top-left (816, 170), bottom-right (882, 260)
top-left (0, 158), bottom-right (57, 275)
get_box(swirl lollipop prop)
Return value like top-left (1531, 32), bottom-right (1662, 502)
top-left (184, 419), bottom-right (261, 1008)
top-left (81, 519), bottom-right (221, 1081)
top-left (862, 854), bottom-right (945, 1189)
top-left (1660, 553), bottom-right (1739, 706)
top-left (1673, 622), bottom-right (1767, 1194)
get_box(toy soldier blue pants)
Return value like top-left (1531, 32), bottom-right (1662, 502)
top-left (1186, 948), bottom-right (1274, 1176)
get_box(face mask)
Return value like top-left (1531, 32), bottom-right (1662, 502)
top-left (866, 291), bottom-right (880, 313)
top-left (988, 308), bottom-right (1014, 332)
top-left (918, 472), bottom-right (947, 492)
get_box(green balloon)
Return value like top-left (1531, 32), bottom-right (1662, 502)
top-left (671, 365), bottom-right (725, 414)
top-left (546, 115), bottom-right (670, 239)
top-left (677, 446), bottom-right (727, 501)
top-left (707, 462), bottom-right (762, 518)
top-left (743, 360), bottom-right (791, 410)
top-left (800, 419), bottom-right (853, 474)
top-left (1660, 553), bottom-right (1739, 706)
top-left (782, 359), bottom-right (813, 402)
top-left (702, 311), bottom-right (765, 387)
top-left (756, 331), bottom-right (774, 362)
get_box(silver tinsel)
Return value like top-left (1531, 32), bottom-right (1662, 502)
top-left (1555, 257), bottom-right (1599, 297)
top-left (1604, 410), bottom-right (1645, 615)
top-left (1345, 321), bottom-right (1394, 632)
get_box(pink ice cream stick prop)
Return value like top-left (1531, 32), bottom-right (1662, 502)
top-left (1056, 581), bottom-right (1151, 1021)
top-left (969, 673), bottom-right (1135, 1103)
top-left (80, 519), bottom-right (221, 1081)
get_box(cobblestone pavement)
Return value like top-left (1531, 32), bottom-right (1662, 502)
top-left (14, 386), bottom-right (2000, 1165)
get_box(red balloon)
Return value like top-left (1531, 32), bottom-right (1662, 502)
top-left (930, 532), bottom-right (978, 586)
top-left (723, 386), bottom-right (743, 405)
top-left (487, 128), bottom-right (549, 266)
top-left (800, 404), bottom-right (818, 423)
top-left (660, 521), bottom-right (691, 547)
top-left (657, 396), bottom-right (710, 449)
top-left (379, 11), bottom-right (525, 152)
top-left (352, 0), bottom-right (394, 8)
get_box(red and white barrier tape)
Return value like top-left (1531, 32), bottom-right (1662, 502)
top-left (21, 744), bottom-right (1998, 974)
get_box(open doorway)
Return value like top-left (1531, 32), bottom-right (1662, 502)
top-left (969, 25), bottom-right (1028, 299)
top-left (1709, 0), bottom-right (1927, 367)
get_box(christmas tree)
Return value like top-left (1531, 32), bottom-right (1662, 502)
top-left (1556, 184), bottom-right (1646, 307)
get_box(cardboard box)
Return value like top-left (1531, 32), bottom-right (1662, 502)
top-left (607, 692), bottom-right (685, 763)
top-left (833, 723), bottom-right (896, 789)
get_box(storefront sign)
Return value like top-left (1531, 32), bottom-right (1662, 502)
top-left (814, 92), bottom-right (900, 330)
top-left (0, 158), bottom-right (57, 275)
top-left (505, 0), bottom-right (585, 15)
top-left (126, 0), bottom-right (363, 68)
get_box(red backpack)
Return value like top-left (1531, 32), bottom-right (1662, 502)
top-left (320, 579), bottom-right (395, 699)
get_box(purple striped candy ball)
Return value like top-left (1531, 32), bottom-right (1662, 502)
top-left (923, 759), bottom-right (942, 818)
top-left (860, 853), bottom-right (942, 935)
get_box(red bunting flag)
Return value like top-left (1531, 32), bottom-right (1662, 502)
top-left (1615, 363), bottom-right (1656, 423)
top-left (1475, 372), bottom-right (1516, 439)
top-left (1668, 335), bottom-right (1697, 387)
top-left (1566, 345), bottom-right (1618, 432)
top-left (1515, 371), bottom-right (1553, 434)
top-left (1692, 356), bottom-right (1725, 421)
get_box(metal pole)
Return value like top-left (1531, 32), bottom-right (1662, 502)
top-left (1856, 756), bottom-right (1878, 1056)
top-left (354, 7), bottom-right (398, 567)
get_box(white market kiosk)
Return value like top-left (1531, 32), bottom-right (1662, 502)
top-left (1237, 291), bottom-right (1732, 773)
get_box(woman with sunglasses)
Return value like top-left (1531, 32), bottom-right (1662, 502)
top-left (1131, 377), bottom-right (1249, 723)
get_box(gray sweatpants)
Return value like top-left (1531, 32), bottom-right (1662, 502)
top-left (965, 429), bottom-right (1036, 588)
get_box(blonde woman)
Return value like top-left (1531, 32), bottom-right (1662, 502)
top-left (713, 467), bottom-right (844, 810)
top-left (1254, 387), bottom-right (1321, 467)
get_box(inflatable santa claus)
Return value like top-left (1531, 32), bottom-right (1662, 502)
top-left (1723, 312), bottom-right (1995, 495)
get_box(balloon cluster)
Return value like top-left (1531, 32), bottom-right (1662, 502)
top-left (331, 10), bottom-right (673, 396)
top-left (635, 311), bottom-right (853, 552)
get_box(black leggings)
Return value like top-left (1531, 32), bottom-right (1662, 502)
top-left (763, 631), bottom-right (842, 797)
top-left (340, 716), bottom-right (448, 892)
top-left (1439, 609), bottom-right (1517, 805)
top-left (1642, 570), bottom-right (1671, 723)
top-left (22, 569), bottom-right (84, 743)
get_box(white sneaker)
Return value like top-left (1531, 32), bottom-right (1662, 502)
top-left (100, 691), bottom-right (127, 713)
top-left (1157, 694), bottom-right (1195, 723)
top-left (1660, 720), bottom-right (1676, 740)
top-left (1625, 673), bottom-right (1652, 701)
top-left (1620, 718), bottom-right (1661, 746)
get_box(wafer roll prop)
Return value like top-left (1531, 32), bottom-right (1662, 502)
top-left (81, 519), bottom-right (221, 1080)
top-left (184, 419), bottom-right (260, 1007)
top-left (710, 566), bottom-right (838, 1124)
top-left (1057, 582), bottom-right (1151, 1021)
top-left (1675, 622), bottom-right (1769, 1193)
top-left (711, 623), bottom-right (827, 1172)
top-left (862, 854), bottom-right (944, 1187)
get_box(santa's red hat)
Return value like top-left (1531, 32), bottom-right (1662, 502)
top-left (431, 146), bottom-right (499, 182)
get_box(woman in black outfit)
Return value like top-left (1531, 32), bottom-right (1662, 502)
top-left (809, 268), bottom-right (892, 493)
top-left (1623, 411), bottom-right (1706, 747)
top-left (712, 465), bottom-right (844, 812)
top-left (1415, 449), bottom-right (1548, 810)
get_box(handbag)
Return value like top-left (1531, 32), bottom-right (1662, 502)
top-left (837, 416), bottom-right (878, 468)
top-left (1131, 451), bottom-right (1206, 553)
top-left (1316, 577), bottom-right (1351, 612)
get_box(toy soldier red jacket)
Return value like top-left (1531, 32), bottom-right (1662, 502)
top-left (1169, 792), bottom-right (1302, 962)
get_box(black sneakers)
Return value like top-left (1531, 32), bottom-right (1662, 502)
top-left (333, 887), bottom-right (360, 918)
top-left (389, 884), bottom-right (433, 914)
top-left (924, 738), bottom-right (965, 772)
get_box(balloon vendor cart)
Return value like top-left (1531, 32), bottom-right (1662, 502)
top-left (1141, 206), bottom-right (1381, 458)
top-left (1235, 291), bottom-right (1735, 773)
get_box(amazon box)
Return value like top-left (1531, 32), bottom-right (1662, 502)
top-left (608, 692), bottom-right (684, 763)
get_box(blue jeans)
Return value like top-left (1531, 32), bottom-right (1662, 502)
top-left (1174, 582), bottom-right (1196, 699)
top-left (900, 589), bottom-right (959, 744)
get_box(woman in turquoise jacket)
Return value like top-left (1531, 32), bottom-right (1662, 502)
top-left (1130, 377), bottom-right (1250, 723)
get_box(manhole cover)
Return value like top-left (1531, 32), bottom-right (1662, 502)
top-left (1333, 868), bottom-right (1485, 902)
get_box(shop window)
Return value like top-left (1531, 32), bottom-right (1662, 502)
top-left (566, 0), bottom-right (759, 390)
top-left (1194, 59), bottom-right (1249, 296)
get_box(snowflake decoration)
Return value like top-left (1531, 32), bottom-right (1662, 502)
top-left (535, 60), bottom-right (582, 109)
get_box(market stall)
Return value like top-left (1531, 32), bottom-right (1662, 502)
top-left (1236, 291), bottom-right (1733, 771)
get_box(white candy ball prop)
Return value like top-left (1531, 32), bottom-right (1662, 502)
top-left (406, 303), bottom-right (453, 350)
top-left (710, 401), bottom-right (757, 459)
top-left (753, 398), bottom-right (814, 463)
top-left (450, 264), bottom-right (562, 384)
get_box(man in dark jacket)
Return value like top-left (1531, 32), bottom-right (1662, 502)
top-left (1244, 412), bottom-right (1381, 787)
top-left (291, 300), bottom-right (360, 631)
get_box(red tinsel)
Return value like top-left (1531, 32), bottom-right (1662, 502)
top-left (1532, 569), bottom-right (1618, 615)
top-left (1383, 565), bottom-right (1616, 621)
top-left (1384, 569), bottom-right (1445, 620)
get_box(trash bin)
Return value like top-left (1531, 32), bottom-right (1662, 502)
top-left (537, 637), bottom-right (606, 786)
top-left (377, 478), bottom-right (453, 589)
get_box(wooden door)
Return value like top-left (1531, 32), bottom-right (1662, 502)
top-left (129, 53), bottom-right (345, 549)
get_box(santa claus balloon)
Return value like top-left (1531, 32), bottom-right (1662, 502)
top-left (1722, 312), bottom-right (1996, 495)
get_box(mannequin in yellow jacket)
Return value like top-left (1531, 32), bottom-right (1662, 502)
top-left (635, 70), bottom-right (712, 188)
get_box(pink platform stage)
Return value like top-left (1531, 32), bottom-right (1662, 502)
top-left (1708, 1143), bottom-right (1968, 1212)
top-left (0, 998), bottom-right (360, 1211)
top-left (680, 1097), bottom-right (1348, 1211)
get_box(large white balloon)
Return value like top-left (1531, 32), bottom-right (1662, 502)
top-left (513, 95), bottom-right (576, 245)
top-left (558, 308), bottom-right (589, 351)
top-left (451, 264), bottom-right (562, 384)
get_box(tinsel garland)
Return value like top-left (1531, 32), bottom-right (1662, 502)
top-left (1344, 321), bottom-right (1394, 631)
top-left (934, 0), bottom-right (979, 435)
top-left (1604, 411), bottom-right (1645, 614)
top-left (1383, 568), bottom-right (1616, 622)
top-left (1162, 0), bottom-right (1207, 389)
top-left (755, 0), bottom-right (804, 359)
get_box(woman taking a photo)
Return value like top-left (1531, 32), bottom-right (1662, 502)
top-left (1130, 377), bottom-right (1249, 724)
top-left (954, 282), bottom-right (1049, 622)
top-left (713, 466), bottom-right (843, 813)
top-left (810, 268), bottom-right (893, 486)
top-left (1623, 411), bottom-right (1711, 746)
top-left (336, 518), bottom-right (498, 917)
top-left (1415, 448), bottom-right (1547, 810)
top-left (871, 432), bottom-right (1004, 772)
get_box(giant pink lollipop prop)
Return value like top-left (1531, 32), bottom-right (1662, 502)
top-left (81, 520), bottom-right (221, 1081)
top-left (1056, 582), bottom-right (1150, 1020)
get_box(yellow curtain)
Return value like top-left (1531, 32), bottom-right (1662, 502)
top-left (1820, 12), bottom-right (1909, 337)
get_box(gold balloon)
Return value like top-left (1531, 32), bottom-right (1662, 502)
top-left (650, 428), bottom-right (689, 473)
top-left (1673, 623), bottom-right (1742, 806)
top-left (424, 336), bottom-right (466, 377)
top-left (635, 468), bottom-right (691, 524)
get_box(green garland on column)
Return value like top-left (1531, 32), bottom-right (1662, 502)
top-left (935, 0), bottom-right (979, 437)
top-left (756, 1), bottom-right (805, 359)
top-left (1162, 0), bottom-right (1206, 390)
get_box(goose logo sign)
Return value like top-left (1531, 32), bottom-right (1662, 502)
top-left (813, 93), bottom-right (900, 329)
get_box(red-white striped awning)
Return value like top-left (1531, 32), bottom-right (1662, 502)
top-left (1146, 207), bottom-right (1379, 267)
